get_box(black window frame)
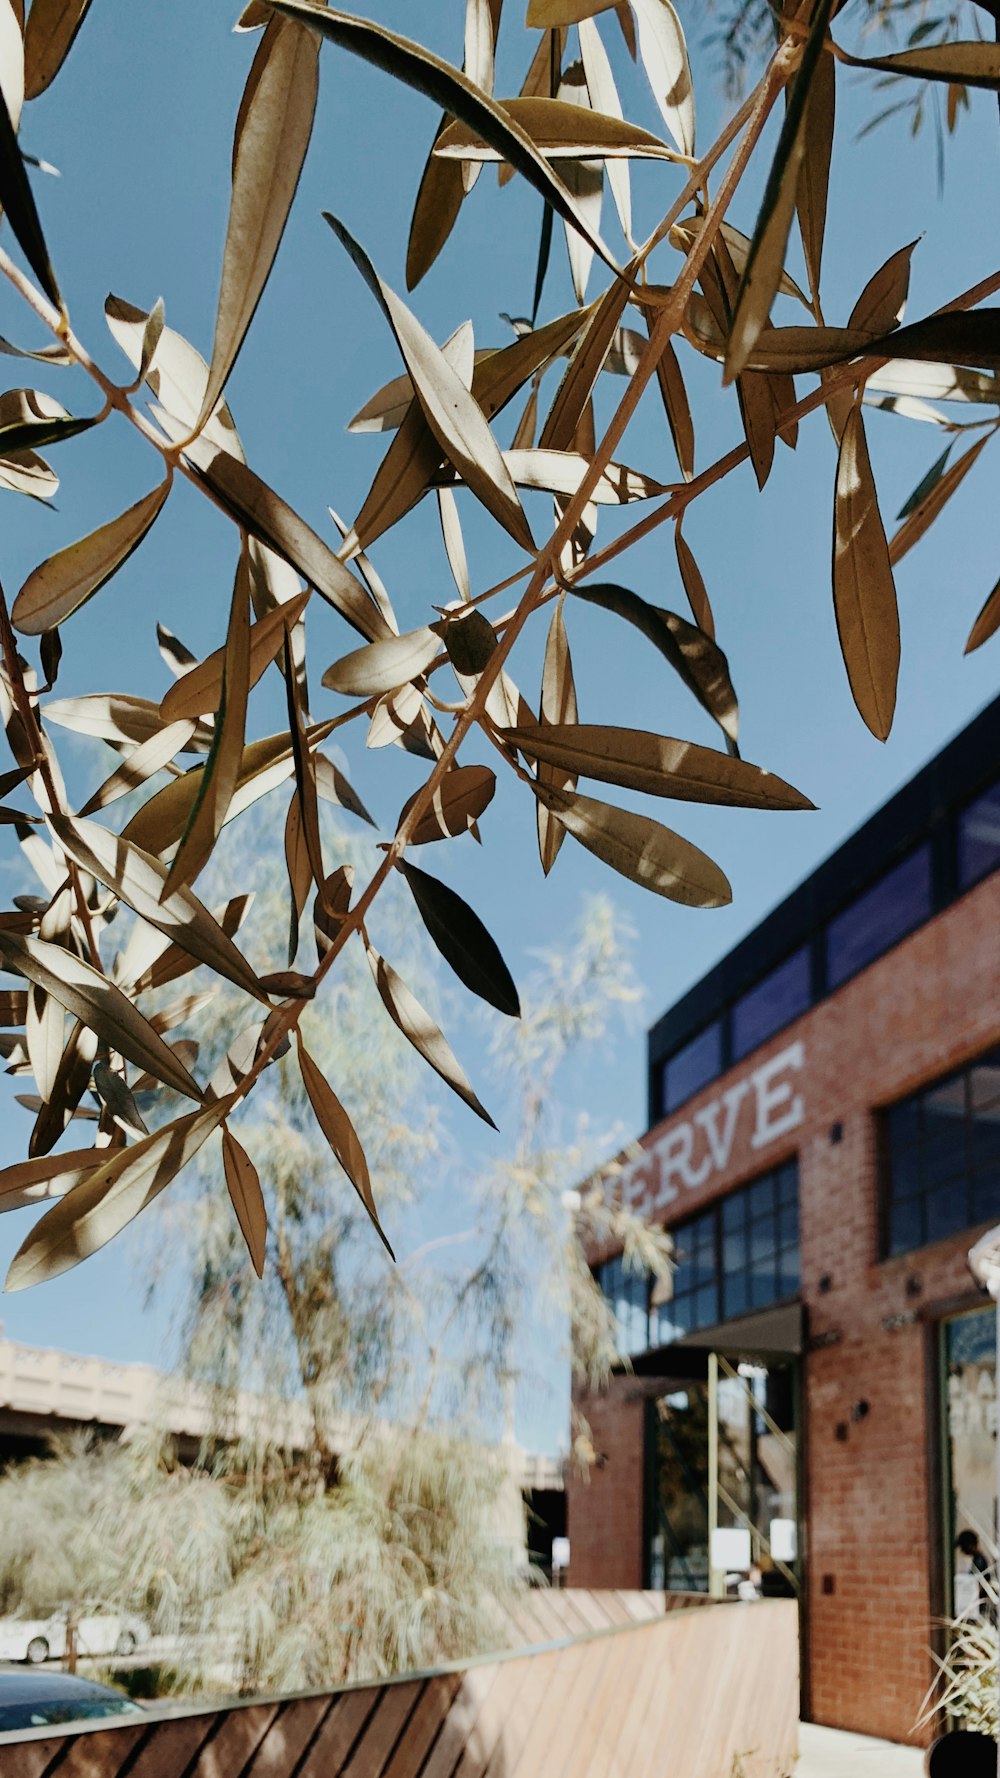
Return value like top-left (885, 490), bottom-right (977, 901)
top-left (880, 1046), bottom-right (1000, 1260)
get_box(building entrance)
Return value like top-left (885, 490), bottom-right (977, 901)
top-left (942, 1306), bottom-right (996, 1618)
top-left (646, 1352), bottom-right (799, 1598)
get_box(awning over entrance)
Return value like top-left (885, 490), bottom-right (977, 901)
top-left (627, 1300), bottom-right (804, 1378)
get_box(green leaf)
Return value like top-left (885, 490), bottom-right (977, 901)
top-left (0, 930), bottom-right (204, 1101)
top-left (510, 724), bottom-right (813, 809)
top-left (5, 1102), bottom-right (228, 1289)
top-left (725, 0), bottom-right (835, 381)
top-left (297, 1035), bottom-right (392, 1257)
top-left (395, 858), bottom-right (520, 1017)
top-left (267, 0), bottom-right (613, 270)
top-left (196, 15), bottom-right (319, 432)
top-left (12, 479), bottom-right (170, 635)
top-left (366, 943), bottom-right (495, 1127)
top-left (325, 216), bottom-right (534, 554)
top-left (534, 784), bottom-right (731, 906)
top-left (832, 404), bottom-right (899, 740)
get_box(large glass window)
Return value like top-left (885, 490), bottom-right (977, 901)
top-left (959, 779), bottom-right (1000, 890)
top-left (942, 1308), bottom-right (996, 1619)
top-left (650, 1161), bottom-right (800, 1348)
top-left (731, 948), bottom-right (811, 1062)
top-left (826, 845), bottom-right (933, 990)
top-left (595, 1253), bottom-right (649, 1356)
top-left (883, 1048), bottom-right (1000, 1258)
top-left (662, 1022), bottom-right (722, 1115)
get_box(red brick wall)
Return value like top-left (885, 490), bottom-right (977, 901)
top-left (568, 869), bottom-right (1000, 1746)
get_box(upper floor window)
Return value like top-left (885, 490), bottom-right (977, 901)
top-left (958, 779), bottom-right (1000, 890)
top-left (651, 1208), bottom-right (718, 1346)
top-left (731, 948), bottom-right (811, 1063)
top-left (649, 1160), bottom-right (801, 1348)
top-left (662, 1022), bottom-right (722, 1116)
top-left (882, 1048), bottom-right (1000, 1258)
top-left (826, 845), bottom-right (932, 991)
top-left (596, 1253), bottom-right (649, 1357)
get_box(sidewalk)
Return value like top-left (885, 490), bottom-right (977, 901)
top-left (796, 1721), bottom-right (925, 1775)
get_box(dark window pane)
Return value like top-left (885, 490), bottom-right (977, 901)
top-left (663, 1023), bottom-right (722, 1113)
top-left (826, 846), bottom-right (932, 989)
top-left (722, 1194), bottom-right (747, 1234)
top-left (751, 1264), bottom-right (777, 1308)
top-left (889, 1197), bottom-right (923, 1256)
top-left (972, 1175), bottom-right (1000, 1228)
top-left (778, 1205), bottom-right (799, 1251)
top-left (958, 780), bottom-right (1000, 888)
top-left (777, 1163), bottom-right (799, 1208)
top-left (889, 1145), bottom-right (921, 1201)
top-left (921, 1077), bottom-right (968, 1188)
top-left (694, 1284), bottom-right (718, 1328)
top-left (724, 1274), bottom-right (749, 1318)
top-left (888, 1098), bottom-right (921, 1151)
top-left (732, 946), bottom-right (811, 1061)
top-left (750, 1219), bottom-right (777, 1264)
top-left (926, 1182), bottom-right (968, 1245)
top-left (748, 1175), bottom-right (775, 1218)
top-left (969, 1056), bottom-right (1000, 1115)
top-left (777, 1250), bottom-right (800, 1298)
top-left (723, 1230), bottom-right (747, 1276)
top-left (970, 1108), bottom-right (1000, 1180)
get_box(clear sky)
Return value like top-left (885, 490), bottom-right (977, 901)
top-left (0, 0), bottom-right (997, 1455)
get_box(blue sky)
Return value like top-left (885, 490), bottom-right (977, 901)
top-left (0, 1), bottom-right (997, 1454)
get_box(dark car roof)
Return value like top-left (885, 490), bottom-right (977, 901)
top-left (0, 1669), bottom-right (127, 1705)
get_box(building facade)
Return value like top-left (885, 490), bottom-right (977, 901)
top-left (568, 694), bottom-right (1000, 1747)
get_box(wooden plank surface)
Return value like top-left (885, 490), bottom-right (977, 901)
top-left (245, 1695), bottom-right (335, 1777)
top-left (380, 1673), bottom-right (464, 1778)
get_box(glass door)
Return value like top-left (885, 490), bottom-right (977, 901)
top-left (942, 1306), bottom-right (996, 1618)
top-left (647, 1354), bottom-right (799, 1597)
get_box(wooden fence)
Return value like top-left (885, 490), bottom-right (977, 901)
top-left (0, 1594), bottom-right (798, 1778)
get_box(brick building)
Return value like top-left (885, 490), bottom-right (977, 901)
top-left (568, 693), bottom-right (1000, 1747)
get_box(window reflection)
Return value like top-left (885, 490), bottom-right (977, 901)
top-left (826, 846), bottom-right (932, 990)
top-left (732, 948), bottom-right (811, 1062)
top-left (883, 1047), bottom-right (1000, 1257)
top-left (662, 1022), bottom-right (722, 1115)
top-left (959, 780), bottom-right (1000, 889)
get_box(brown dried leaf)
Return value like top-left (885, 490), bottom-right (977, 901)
top-left (12, 480), bottom-right (170, 635)
top-left (297, 1035), bottom-right (392, 1256)
top-left (795, 26), bottom-right (835, 309)
top-left (79, 721), bottom-right (196, 817)
top-left (398, 764), bottom-right (496, 845)
top-left (539, 273), bottom-right (631, 450)
top-left (436, 95), bottom-right (676, 161)
top-left (832, 404), bottom-right (899, 740)
top-left (323, 625), bottom-right (441, 698)
top-left (396, 858), bottom-right (520, 1017)
top-left (965, 577), bottom-right (1000, 655)
top-left (222, 1127), bottom-right (266, 1276)
top-left (534, 784), bottom-right (731, 906)
top-left (407, 117), bottom-right (467, 290)
top-left (888, 433), bottom-right (989, 567)
top-left (674, 528), bottom-right (713, 637)
top-left (366, 943), bottom-right (495, 1127)
top-left (511, 723), bottom-right (813, 809)
top-left (167, 552), bottom-right (252, 892)
top-left (161, 590), bottom-right (309, 721)
top-left (0, 1145), bottom-right (102, 1215)
top-left (629, 0), bottom-right (694, 156)
top-left (848, 240), bottom-right (917, 335)
top-left (536, 595), bottom-right (578, 875)
top-left (23, 0), bottom-right (93, 99)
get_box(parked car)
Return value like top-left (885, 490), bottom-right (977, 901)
top-left (0, 1669), bottom-right (144, 1732)
top-left (0, 1606), bottom-right (150, 1664)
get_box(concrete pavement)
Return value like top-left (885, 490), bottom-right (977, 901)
top-left (796, 1721), bottom-right (925, 1775)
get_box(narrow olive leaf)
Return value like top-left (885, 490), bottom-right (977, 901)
top-left (870, 311), bottom-right (1000, 374)
top-left (222, 1127), bottom-right (266, 1277)
top-left (172, 432), bottom-right (388, 644)
top-left (161, 590), bottom-right (309, 721)
top-left (0, 408), bottom-right (96, 455)
top-left (157, 626), bottom-right (196, 680)
top-left (865, 361), bottom-right (997, 406)
top-left (437, 487), bottom-right (471, 602)
top-left (43, 692), bottom-right (209, 752)
top-left (441, 606), bottom-right (497, 677)
top-left (888, 432), bottom-right (989, 567)
top-left (5, 1102), bottom-right (229, 1291)
top-left (795, 22), bottom-right (835, 309)
top-left (326, 216), bottom-right (534, 554)
top-left (25, 983), bottom-right (62, 1103)
top-left (283, 632), bottom-right (324, 888)
top-left (167, 554), bottom-right (252, 893)
top-left (844, 42), bottom-right (1000, 93)
top-left (366, 943), bottom-right (495, 1128)
top-left (832, 404), bottom-right (899, 741)
top-left (674, 529), bottom-right (713, 637)
top-left (0, 62), bottom-right (61, 307)
top-left (965, 577), bottom-right (1000, 654)
top-left (395, 858), bottom-right (520, 1017)
top-left (670, 216), bottom-right (809, 309)
top-left (511, 383), bottom-right (539, 450)
top-left (313, 754), bottom-right (374, 826)
top-left (498, 27), bottom-right (557, 193)
top-left (539, 272), bottom-right (631, 450)
top-left (92, 1061), bottom-right (149, 1140)
top-left (535, 783), bottom-right (731, 907)
top-left (0, 988), bottom-right (28, 1025)
top-left (297, 1036), bottom-right (392, 1257)
top-left (407, 117), bottom-right (467, 290)
top-left (105, 297), bottom-right (246, 462)
top-left (196, 17), bottom-right (318, 433)
top-left (848, 240), bottom-right (918, 335)
top-left (0, 0), bottom-right (24, 131)
top-left (629, 0), bottom-right (694, 156)
top-left (120, 723), bottom-right (320, 854)
top-left (0, 448), bottom-right (58, 503)
top-left (268, 0), bottom-right (613, 269)
top-left (578, 16), bottom-right (630, 240)
top-left (537, 595), bottom-right (577, 875)
top-left (0, 931), bottom-right (204, 1101)
top-left (283, 790), bottom-right (310, 964)
top-left (895, 444), bottom-right (953, 521)
top-left (526, 0), bottom-right (614, 20)
top-left (313, 861), bottom-right (353, 959)
top-left (398, 764), bottom-right (496, 845)
top-left (139, 298), bottom-right (165, 382)
top-left (510, 724), bottom-right (813, 809)
top-left (435, 96), bottom-right (677, 160)
top-left (23, 0), bottom-right (94, 99)
top-left (651, 331), bottom-right (694, 480)
top-left (499, 447), bottom-right (665, 503)
top-left (0, 1146), bottom-right (102, 1215)
top-left (12, 479), bottom-right (170, 636)
top-left (49, 814), bottom-right (266, 1004)
top-left (323, 625), bottom-right (440, 697)
top-left (0, 334), bottom-right (71, 366)
top-left (726, 0), bottom-right (835, 381)
top-left (570, 581), bottom-right (738, 751)
top-left (127, 893), bottom-right (254, 996)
